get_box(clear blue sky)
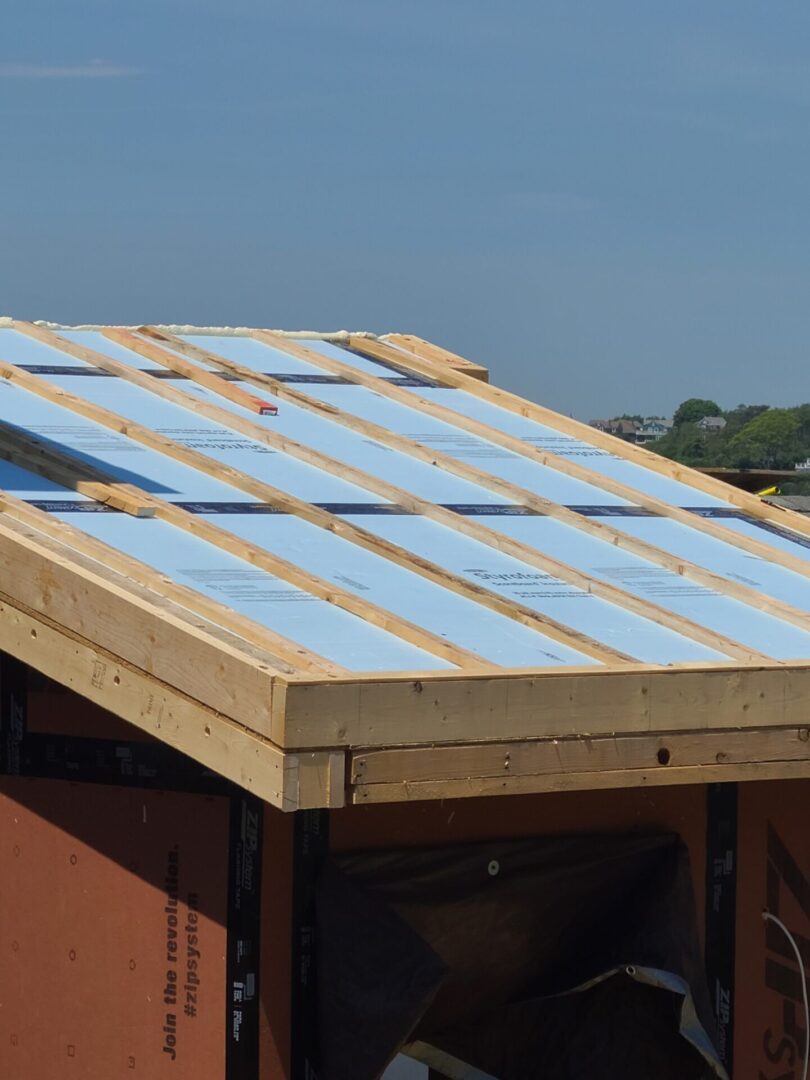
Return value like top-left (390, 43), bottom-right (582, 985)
top-left (3, 1), bottom-right (809, 419)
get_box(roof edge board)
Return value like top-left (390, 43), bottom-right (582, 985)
top-left (278, 662), bottom-right (810, 748)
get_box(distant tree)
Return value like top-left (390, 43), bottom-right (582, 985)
top-left (723, 409), bottom-right (804, 469)
top-left (723, 404), bottom-right (770, 437)
top-left (672, 398), bottom-right (722, 427)
top-left (653, 423), bottom-right (714, 467)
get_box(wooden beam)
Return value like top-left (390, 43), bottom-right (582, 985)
top-left (4, 329), bottom-right (635, 667)
top-left (352, 726), bottom-right (810, 785)
top-left (121, 328), bottom-right (777, 663)
top-left (0, 410), bottom-right (491, 673)
top-left (382, 332), bottom-right (490, 381)
top-left (0, 481), bottom-right (343, 678)
top-left (278, 663), bottom-right (810, 748)
top-left (352, 759), bottom-right (810, 803)
top-left (0, 515), bottom-right (282, 734)
top-left (0, 592), bottom-right (344, 810)
top-left (101, 327), bottom-right (280, 415)
top-left (352, 334), bottom-right (810, 544)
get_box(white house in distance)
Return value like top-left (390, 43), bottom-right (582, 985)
top-left (697, 415), bottom-right (727, 433)
top-left (635, 418), bottom-right (673, 444)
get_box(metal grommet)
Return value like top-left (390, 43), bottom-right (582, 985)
top-left (625, 964), bottom-right (637, 976)
top-left (487, 859), bottom-right (500, 877)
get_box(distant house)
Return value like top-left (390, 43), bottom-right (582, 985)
top-left (590, 417), bottom-right (671, 444)
top-left (636, 418), bottom-right (673, 444)
top-left (697, 416), bottom-right (727, 433)
top-left (589, 418), bottom-right (640, 441)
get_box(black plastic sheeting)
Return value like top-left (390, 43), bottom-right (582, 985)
top-left (317, 832), bottom-right (727, 1080)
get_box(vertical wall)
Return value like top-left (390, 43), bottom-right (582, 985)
top-left (735, 780), bottom-right (810, 1078)
top-left (0, 654), bottom-right (265, 1080)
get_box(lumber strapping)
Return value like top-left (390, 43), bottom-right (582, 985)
top-left (349, 335), bottom-right (810, 569)
top-left (278, 664), bottom-right (810, 748)
top-left (129, 328), bottom-right (774, 663)
top-left (353, 335), bottom-right (810, 543)
top-left (247, 331), bottom-right (810, 640)
top-left (382, 332), bottom-right (490, 380)
top-left (352, 760), bottom-right (810, 803)
top-left (40, 325), bottom-right (638, 664)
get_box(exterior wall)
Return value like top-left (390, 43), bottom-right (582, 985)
top-left (3, 659), bottom-right (808, 1078)
top-left (735, 780), bottom-right (810, 1079)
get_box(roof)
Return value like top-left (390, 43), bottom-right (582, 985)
top-left (765, 495), bottom-right (810, 515)
top-left (1, 320), bottom-right (809, 809)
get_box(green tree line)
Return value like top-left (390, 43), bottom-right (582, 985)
top-left (651, 398), bottom-right (810, 476)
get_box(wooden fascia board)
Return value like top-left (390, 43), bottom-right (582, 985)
top-left (276, 663), bottom-right (810, 749)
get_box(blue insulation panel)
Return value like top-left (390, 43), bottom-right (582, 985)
top-left (2, 325), bottom-right (809, 674)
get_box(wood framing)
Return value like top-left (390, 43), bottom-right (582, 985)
top-left (382, 332), bottom-right (490, 381)
top-left (0, 594), bottom-right (344, 810)
top-left (2, 319), bottom-right (810, 810)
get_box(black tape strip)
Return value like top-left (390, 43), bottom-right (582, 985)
top-left (291, 809), bottom-right (330, 1080)
top-left (225, 794), bottom-right (263, 1080)
top-left (28, 496), bottom-right (810, 562)
top-left (705, 782), bottom-right (738, 1074)
top-left (16, 732), bottom-right (230, 794)
top-left (344, 344), bottom-right (441, 388)
top-left (0, 653), bottom-right (26, 776)
top-left (14, 363), bottom-right (427, 388)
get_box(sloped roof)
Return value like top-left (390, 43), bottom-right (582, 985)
top-left (1, 320), bottom-right (809, 808)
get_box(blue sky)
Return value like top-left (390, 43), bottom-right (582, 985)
top-left (2, 1), bottom-right (809, 418)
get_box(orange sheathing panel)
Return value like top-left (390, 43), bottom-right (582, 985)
top-left (26, 685), bottom-right (154, 742)
top-left (735, 779), bottom-right (810, 1077)
top-left (0, 777), bottom-right (230, 1078)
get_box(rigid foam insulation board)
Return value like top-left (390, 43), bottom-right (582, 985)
top-left (3, 327), bottom-right (810, 667)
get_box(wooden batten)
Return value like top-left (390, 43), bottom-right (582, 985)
top-left (351, 334), bottom-right (810, 544)
top-left (382, 332), bottom-right (490, 381)
top-left (122, 329), bottom-right (776, 662)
